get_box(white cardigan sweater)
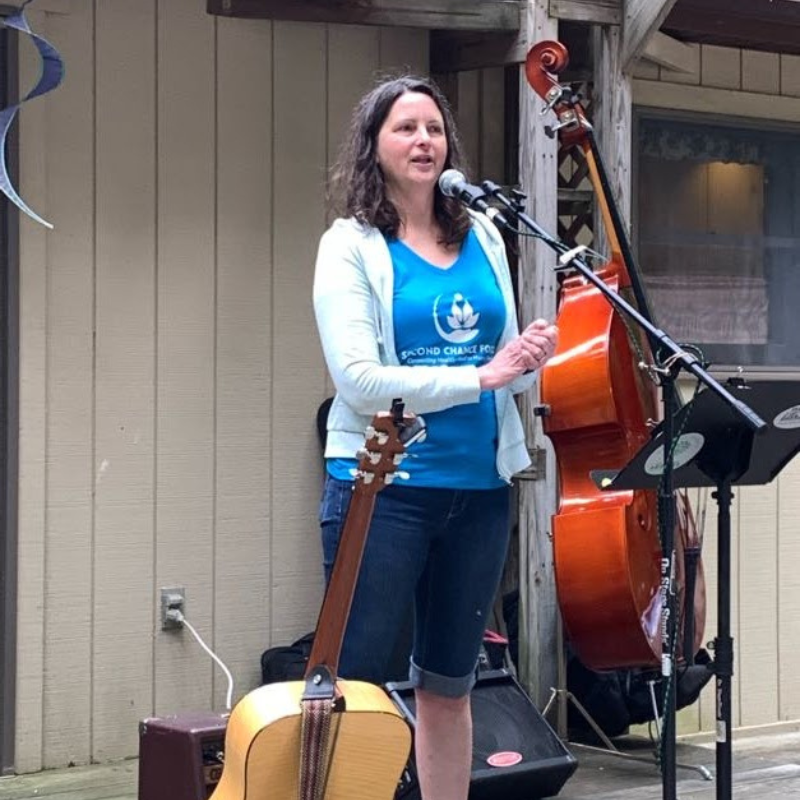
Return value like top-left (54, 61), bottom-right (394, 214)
top-left (312, 211), bottom-right (536, 483)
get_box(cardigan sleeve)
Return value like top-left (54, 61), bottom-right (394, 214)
top-left (313, 221), bottom-right (483, 416)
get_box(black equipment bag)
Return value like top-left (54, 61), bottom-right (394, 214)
top-left (260, 632), bottom-right (314, 684)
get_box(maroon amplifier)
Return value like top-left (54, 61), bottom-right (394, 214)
top-left (138, 712), bottom-right (228, 800)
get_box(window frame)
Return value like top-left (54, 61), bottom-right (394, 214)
top-left (632, 105), bottom-right (800, 382)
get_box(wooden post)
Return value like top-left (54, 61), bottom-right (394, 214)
top-left (516, 0), bottom-right (560, 713)
top-left (592, 24), bottom-right (632, 255)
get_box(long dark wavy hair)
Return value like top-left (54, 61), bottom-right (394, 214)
top-left (328, 75), bottom-right (471, 246)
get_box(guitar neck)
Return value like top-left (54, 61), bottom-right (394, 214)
top-left (306, 490), bottom-right (376, 678)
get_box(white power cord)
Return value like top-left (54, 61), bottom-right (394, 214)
top-left (166, 608), bottom-right (235, 711)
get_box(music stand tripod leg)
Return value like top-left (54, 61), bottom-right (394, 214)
top-left (645, 679), bottom-right (713, 781)
top-left (543, 687), bottom-right (712, 779)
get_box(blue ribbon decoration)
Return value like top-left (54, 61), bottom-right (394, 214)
top-left (1, 1), bottom-right (65, 229)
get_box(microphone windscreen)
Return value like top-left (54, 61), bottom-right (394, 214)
top-left (438, 168), bottom-right (466, 197)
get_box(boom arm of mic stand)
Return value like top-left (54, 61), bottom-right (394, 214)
top-left (485, 184), bottom-right (768, 434)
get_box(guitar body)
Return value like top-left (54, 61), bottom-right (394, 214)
top-left (211, 679), bottom-right (411, 800)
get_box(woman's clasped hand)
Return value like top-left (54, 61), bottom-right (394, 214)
top-left (477, 318), bottom-right (559, 390)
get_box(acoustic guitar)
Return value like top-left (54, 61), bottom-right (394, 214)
top-left (210, 401), bottom-right (420, 800)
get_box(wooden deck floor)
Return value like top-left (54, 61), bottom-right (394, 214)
top-left (0, 730), bottom-right (798, 799)
top-left (559, 731), bottom-right (800, 799)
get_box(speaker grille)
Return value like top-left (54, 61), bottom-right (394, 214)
top-left (470, 678), bottom-right (566, 767)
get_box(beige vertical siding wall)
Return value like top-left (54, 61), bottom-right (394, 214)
top-left (633, 46), bottom-right (800, 735)
top-left (14, 0), bottom-right (428, 772)
top-left (16, 0), bottom-right (800, 772)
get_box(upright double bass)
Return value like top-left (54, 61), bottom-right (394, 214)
top-left (525, 41), bottom-right (705, 671)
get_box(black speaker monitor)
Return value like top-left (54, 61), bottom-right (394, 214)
top-left (387, 669), bottom-right (577, 800)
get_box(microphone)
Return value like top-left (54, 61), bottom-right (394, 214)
top-left (438, 169), bottom-right (511, 231)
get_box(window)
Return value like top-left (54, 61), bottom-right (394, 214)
top-left (636, 114), bottom-right (800, 371)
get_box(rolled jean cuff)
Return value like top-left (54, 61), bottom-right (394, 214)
top-left (409, 657), bottom-right (478, 698)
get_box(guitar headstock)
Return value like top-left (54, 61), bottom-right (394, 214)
top-left (354, 399), bottom-right (423, 496)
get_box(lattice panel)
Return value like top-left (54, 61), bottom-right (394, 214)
top-left (557, 81), bottom-right (595, 249)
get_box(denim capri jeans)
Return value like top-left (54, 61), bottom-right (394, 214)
top-left (319, 475), bottom-right (511, 698)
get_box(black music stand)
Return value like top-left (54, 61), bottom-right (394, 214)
top-left (593, 378), bottom-right (800, 800)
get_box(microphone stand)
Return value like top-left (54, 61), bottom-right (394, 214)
top-left (482, 182), bottom-right (767, 800)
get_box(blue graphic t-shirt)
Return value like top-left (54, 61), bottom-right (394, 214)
top-left (328, 229), bottom-right (507, 489)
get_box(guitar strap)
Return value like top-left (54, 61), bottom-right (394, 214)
top-left (298, 697), bottom-right (334, 800)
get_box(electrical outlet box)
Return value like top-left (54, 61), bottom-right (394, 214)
top-left (161, 586), bottom-right (186, 630)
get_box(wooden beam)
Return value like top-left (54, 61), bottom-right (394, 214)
top-left (641, 31), bottom-right (695, 74)
top-left (549, 0), bottom-right (620, 26)
top-left (207, 0), bottom-right (521, 31)
top-left (430, 27), bottom-right (527, 72)
top-left (621, 0), bottom-right (679, 73)
top-left (517, 0), bottom-right (561, 720)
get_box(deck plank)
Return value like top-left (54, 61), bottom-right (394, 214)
top-left (0, 761), bottom-right (136, 799)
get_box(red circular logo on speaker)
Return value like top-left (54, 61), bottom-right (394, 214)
top-left (486, 751), bottom-right (523, 768)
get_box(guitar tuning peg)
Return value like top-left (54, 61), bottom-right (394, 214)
top-left (356, 448), bottom-right (381, 464)
top-left (400, 416), bottom-right (427, 447)
top-left (364, 427), bottom-right (389, 445)
top-left (385, 470), bottom-right (410, 485)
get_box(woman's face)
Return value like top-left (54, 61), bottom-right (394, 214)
top-left (375, 91), bottom-right (448, 199)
